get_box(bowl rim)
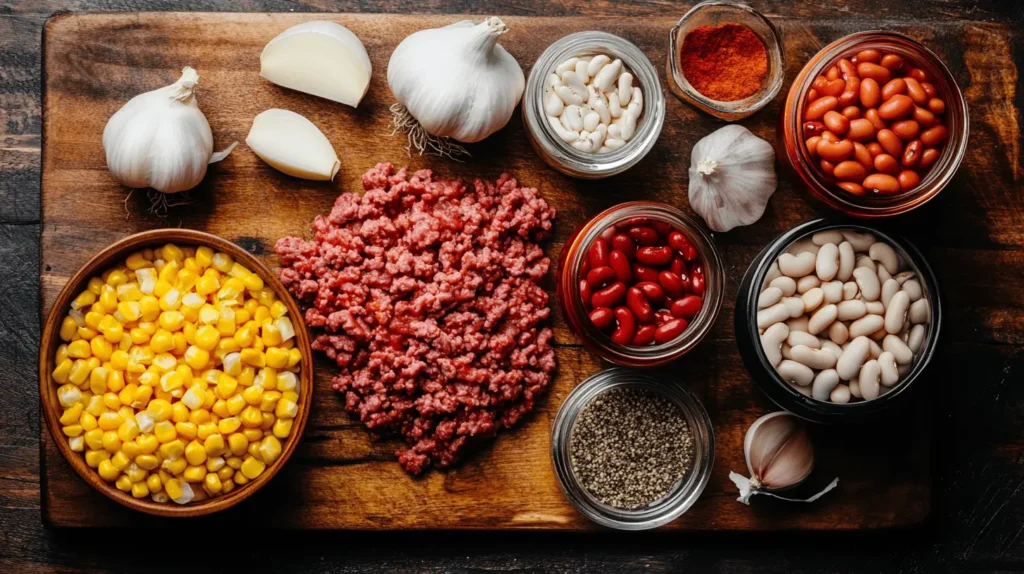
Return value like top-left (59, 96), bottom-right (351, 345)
top-left (39, 228), bottom-right (314, 517)
top-left (734, 219), bottom-right (942, 423)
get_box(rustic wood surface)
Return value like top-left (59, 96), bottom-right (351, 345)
top-left (40, 11), bottom-right (934, 532)
top-left (2, 0), bottom-right (1022, 571)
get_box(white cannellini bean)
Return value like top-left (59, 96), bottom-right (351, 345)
top-left (779, 252), bottom-right (816, 278)
top-left (563, 105), bottom-right (584, 131)
top-left (830, 383), bottom-right (852, 403)
top-left (758, 286), bottom-right (783, 309)
top-left (583, 111), bottom-right (600, 132)
top-left (869, 242), bottom-right (899, 275)
top-left (808, 304), bottom-right (838, 335)
top-left (631, 86), bottom-right (643, 113)
top-left (776, 360), bottom-right (814, 386)
top-left (837, 300), bottom-right (866, 321)
top-left (822, 281), bottom-right (843, 303)
top-left (788, 331), bottom-right (821, 349)
top-left (608, 92), bottom-right (623, 118)
top-left (828, 321), bottom-right (849, 345)
top-left (859, 360), bottom-right (881, 400)
top-left (593, 58), bottom-right (622, 91)
top-left (877, 266), bottom-right (892, 284)
top-left (878, 351), bottom-right (900, 386)
top-left (787, 239), bottom-right (819, 256)
top-left (547, 115), bottom-right (578, 143)
top-left (837, 336), bottom-right (870, 380)
top-left (603, 137), bottom-right (625, 150)
top-left (587, 84), bottom-right (603, 106)
top-left (791, 345), bottom-right (837, 370)
top-left (868, 338), bottom-right (883, 358)
top-left (592, 97), bottom-right (612, 126)
top-left (821, 340), bottom-right (844, 360)
top-left (865, 300), bottom-right (885, 315)
top-left (770, 276), bottom-right (797, 297)
top-left (880, 278), bottom-right (900, 308)
top-left (812, 369), bottom-right (840, 401)
top-left (555, 57), bottom-right (578, 75)
top-left (571, 137), bottom-right (593, 153)
top-left (562, 71), bottom-right (589, 99)
top-left (894, 271), bottom-right (916, 285)
top-left (837, 241), bottom-right (856, 281)
top-left (619, 109), bottom-right (637, 141)
top-left (588, 125), bottom-right (606, 150)
top-left (797, 275), bottom-right (820, 294)
top-left (607, 123), bottom-right (621, 139)
top-left (554, 85), bottom-right (583, 106)
top-left (812, 230), bottom-right (844, 245)
top-left (853, 267), bottom-right (881, 301)
top-left (843, 281), bottom-right (859, 300)
top-left (787, 316), bottom-right (809, 333)
top-left (544, 92), bottom-right (564, 116)
top-left (842, 230), bottom-right (876, 252)
top-left (885, 291), bottom-right (910, 334)
top-left (760, 323), bottom-right (789, 367)
top-left (791, 381), bottom-right (812, 397)
top-left (816, 243), bottom-right (840, 281)
top-left (882, 334), bottom-right (913, 365)
top-left (781, 343), bottom-right (792, 360)
top-left (908, 324), bottom-right (926, 353)
top-left (545, 73), bottom-right (563, 91)
top-left (902, 279), bottom-right (923, 302)
top-left (849, 314), bottom-right (884, 338)
top-left (782, 297), bottom-right (805, 318)
top-left (574, 59), bottom-right (590, 82)
top-left (617, 72), bottom-right (633, 106)
top-left (909, 299), bottom-right (930, 324)
top-left (802, 288), bottom-right (824, 313)
top-left (849, 380), bottom-right (863, 399)
top-left (763, 261), bottom-right (782, 289)
top-left (587, 54), bottom-right (611, 77)
top-left (855, 254), bottom-right (876, 271)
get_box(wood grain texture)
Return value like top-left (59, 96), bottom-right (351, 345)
top-left (38, 12), bottom-right (937, 531)
top-left (0, 0), bottom-right (1020, 572)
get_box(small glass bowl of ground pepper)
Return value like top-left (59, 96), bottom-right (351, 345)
top-left (667, 1), bottom-right (785, 120)
top-left (551, 368), bottom-right (714, 530)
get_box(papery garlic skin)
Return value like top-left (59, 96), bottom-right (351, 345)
top-left (103, 67), bottom-right (234, 194)
top-left (688, 124), bottom-right (776, 232)
top-left (246, 109), bottom-right (340, 181)
top-left (387, 17), bottom-right (525, 143)
top-left (260, 21), bottom-right (372, 108)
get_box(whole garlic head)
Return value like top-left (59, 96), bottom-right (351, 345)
top-left (688, 124), bottom-right (777, 232)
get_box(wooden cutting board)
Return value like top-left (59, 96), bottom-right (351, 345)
top-left (40, 12), bottom-right (932, 530)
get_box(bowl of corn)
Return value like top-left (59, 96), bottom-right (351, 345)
top-left (39, 229), bottom-right (313, 516)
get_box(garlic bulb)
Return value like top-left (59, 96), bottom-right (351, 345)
top-left (387, 17), bottom-right (525, 155)
top-left (688, 125), bottom-right (776, 232)
top-left (102, 67), bottom-right (236, 194)
top-left (729, 411), bottom-right (838, 505)
top-left (246, 109), bottom-right (340, 181)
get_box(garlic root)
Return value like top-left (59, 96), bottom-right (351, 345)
top-left (388, 104), bottom-right (470, 160)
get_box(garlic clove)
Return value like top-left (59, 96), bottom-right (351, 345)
top-left (245, 109), bottom-right (340, 181)
top-left (260, 21), bottom-right (372, 108)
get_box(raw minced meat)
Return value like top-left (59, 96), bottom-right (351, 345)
top-left (275, 163), bottom-right (557, 474)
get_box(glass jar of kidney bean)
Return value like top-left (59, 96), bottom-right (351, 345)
top-left (556, 202), bottom-right (723, 366)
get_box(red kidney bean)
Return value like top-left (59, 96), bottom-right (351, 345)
top-left (839, 77), bottom-right (861, 107)
top-left (856, 49), bottom-right (881, 63)
top-left (626, 287), bottom-right (654, 324)
top-left (667, 231), bottom-right (698, 261)
top-left (580, 279), bottom-right (592, 309)
top-left (880, 78), bottom-right (906, 101)
top-left (807, 88), bottom-right (820, 103)
top-left (860, 78), bottom-right (881, 108)
top-left (632, 324), bottom-right (657, 346)
top-left (820, 131), bottom-right (839, 143)
top-left (877, 129), bottom-right (904, 157)
top-left (627, 226), bottom-right (659, 246)
top-left (909, 67), bottom-right (929, 83)
top-left (927, 97), bottom-right (945, 115)
top-left (589, 307), bottom-right (614, 329)
top-left (822, 78), bottom-right (846, 97)
top-left (874, 153), bottom-right (900, 175)
top-left (611, 234), bottom-right (635, 259)
top-left (671, 295), bottom-right (703, 320)
top-left (842, 105), bottom-right (862, 119)
top-left (864, 108), bottom-right (886, 131)
top-left (587, 238), bottom-right (609, 268)
top-left (902, 139), bottom-right (923, 168)
top-left (833, 160), bottom-right (867, 182)
top-left (825, 65), bottom-right (841, 81)
top-left (599, 225), bottom-right (617, 243)
top-left (636, 246), bottom-right (673, 266)
top-left (812, 76), bottom-right (829, 92)
top-left (921, 82), bottom-right (937, 98)
top-left (655, 319), bottom-right (689, 344)
top-left (880, 53), bottom-right (904, 71)
top-left (852, 142), bottom-right (873, 169)
top-left (635, 281), bottom-right (665, 305)
top-left (866, 142), bottom-right (883, 157)
top-left (816, 139), bottom-right (854, 162)
top-left (658, 271), bottom-right (686, 298)
top-left (837, 58), bottom-right (858, 80)
top-left (891, 120), bottom-right (920, 140)
top-left (820, 159), bottom-right (836, 177)
top-left (669, 255), bottom-right (688, 277)
top-left (803, 121), bottom-right (827, 137)
top-left (608, 250), bottom-right (632, 283)
top-left (823, 111), bottom-right (849, 134)
top-left (846, 118), bottom-right (876, 142)
top-left (919, 148), bottom-right (940, 170)
top-left (805, 136), bottom-right (821, 157)
top-left (858, 62), bottom-right (891, 84)
top-left (655, 310), bottom-right (674, 325)
top-left (805, 96), bottom-right (838, 121)
top-left (633, 264), bottom-right (660, 283)
top-left (591, 282), bottom-right (626, 308)
top-left (586, 266), bottom-right (616, 288)
top-left (904, 77), bottom-right (928, 105)
top-left (912, 106), bottom-right (937, 128)
top-left (920, 125), bottom-right (948, 147)
top-left (610, 307), bottom-right (637, 345)
top-left (878, 95), bottom-right (914, 120)
top-left (838, 182), bottom-right (865, 195)
top-left (651, 220), bottom-right (673, 236)
top-left (691, 273), bottom-right (705, 296)
top-left (863, 173), bottom-right (901, 194)
top-left (898, 170), bottom-right (921, 192)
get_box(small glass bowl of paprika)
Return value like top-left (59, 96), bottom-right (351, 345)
top-left (667, 1), bottom-right (786, 120)
top-left (556, 202), bottom-right (724, 367)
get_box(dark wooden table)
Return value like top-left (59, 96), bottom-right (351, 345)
top-left (2, 1), bottom-right (1022, 572)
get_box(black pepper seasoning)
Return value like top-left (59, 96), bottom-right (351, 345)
top-left (569, 386), bottom-right (694, 509)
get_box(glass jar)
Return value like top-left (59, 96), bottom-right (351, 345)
top-left (667, 1), bottom-right (786, 120)
top-left (550, 368), bottom-right (715, 530)
top-left (735, 219), bottom-right (942, 423)
top-left (522, 31), bottom-right (666, 179)
top-left (557, 202), bottom-right (724, 366)
top-left (779, 32), bottom-right (969, 217)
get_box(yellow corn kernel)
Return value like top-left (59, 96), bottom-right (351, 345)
top-left (98, 411), bottom-right (124, 431)
top-left (218, 277), bottom-right (245, 300)
top-left (137, 296), bottom-right (160, 323)
top-left (85, 311), bottom-right (104, 330)
top-left (240, 349), bottom-right (265, 368)
top-left (159, 243), bottom-right (183, 263)
top-left (121, 439), bottom-right (141, 459)
top-left (286, 349), bottom-right (302, 370)
top-left (52, 359), bottom-right (73, 384)
top-left (158, 439), bottom-right (185, 461)
top-left (80, 411), bottom-right (98, 432)
top-left (216, 416), bottom-right (241, 435)
top-left (233, 324), bottom-right (256, 348)
top-left (117, 417), bottom-right (140, 442)
top-left (85, 395), bottom-right (105, 416)
top-left (71, 290), bottom-right (97, 311)
top-left (134, 454), bottom-right (159, 471)
top-left (241, 428), bottom-right (263, 443)
top-left (127, 327), bottom-right (149, 345)
top-left (116, 282), bottom-right (143, 302)
top-left (172, 332), bottom-right (187, 355)
top-left (147, 332), bottom-right (173, 355)
top-left (144, 399), bottom-right (171, 422)
top-left (217, 338), bottom-right (241, 356)
top-left (106, 369), bottom-right (125, 393)
top-left (223, 394), bottom-right (246, 417)
top-left (189, 408), bottom-right (211, 426)
top-left (242, 384), bottom-right (263, 405)
top-left (158, 286), bottom-right (181, 313)
top-left (118, 383), bottom-right (137, 407)
top-left (164, 477), bottom-right (184, 500)
top-left (260, 323), bottom-right (283, 348)
top-left (203, 434), bottom-right (226, 459)
top-left (85, 276), bottom-right (104, 295)
top-left (85, 448), bottom-right (109, 468)
top-left (163, 457), bottom-right (188, 476)
top-left (110, 350), bottom-right (130, 371)
top-left (157, 259), bottom-right (179, 284)
top-left (60, 403), bottom-right (85, 426)
top-left (76, 326), bottom-right (99, 341)
top-left (227, 434), bottom-right (250, 458)
top-left (183, 346), bottom-right (210, 371)
top-left (116, 301), bottom-right (142, 323)
top-left (154, 420), bottom-right (177, 443)
top-left (195, 276), bottom-right (218, 298)
top-left (136, 433), bottom-right (159, 454)
top-left (182, 465), bottom-right (207, 483)
top-left (211, 399), bottom-right (230, 419)
top-left (158, 311), bottom-right (185, 332)
top-left (132, 385), bottom-right (153, 410)
top-left (202, 472), bottom-right (223, 494)
top-left (125, 465), bottom-right (148, 484)
top-left (193, 246), bottom-right (213, 268)
top-left (211, 252), bottom-right (233, 273)
top-left (228, 262), bottom-right (251, 280)
top-left (275, 399), bottom-right (298, 420)
top-left (126, 479), bottom-right (149, 499)
top-left (124, 252), bottom-right (148, 271)
top-left (238, 366), bottom-right (255, 388)
top-left (101, 430), bottom-right (122, 453)
top-left (242, 273), bottom-right (264, 292)
top-left (239, 405), bottom-right (263, 429)
top-left (185, 440), bottom-right (207, 465)
top-left (265, 347), bottom-right (290, 370)
top-left (174, 421), bottom-right (198, 441)
top-left (97, 284), bottom-right (118, 312)
top-left (89, 337), bottom-right (112, 362)
top-left (254, 305), bottom-right (272, 326)
top-left (62, 423), bottom-right (83, 437)
top-left (272, 419), bottom-right (292, 439)
top-left (195, 422), bottom-right (217, 441)
top-left (55, 343), bottom-right (71, 366)
top-left (147, 473), bottom-right (163, 493)
top-left (258, 435), bottom-right (282, 464)
top-left (259, 390), bottom-right (282, 413)
top-left (59, 316), bottom-right (79, 342)
top-left (205, 455), bottom-right (226, 472)
top-left (97, 459), bottom-right (120, 481)
top-left (216, 377), bottom-right (240, 405)
top-left (67, 339), bottom-right (91, 360)
top-left (109, 450), bottom-right (131, 471)
top-left (192, 324), bottom-right (221, 351)
top-left (240, 456), bottom-right (266, 480)
top-left (166, 403), bottom-right (186, 424)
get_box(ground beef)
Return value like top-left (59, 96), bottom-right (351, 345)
top-left (275, 163), bottom-right (557, 474)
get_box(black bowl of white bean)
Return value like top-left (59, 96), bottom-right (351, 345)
top-left (735, 219), bottom-right (940, 423)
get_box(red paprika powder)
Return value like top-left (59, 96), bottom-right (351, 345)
top-left (679, 23), bottom-right (768, 101)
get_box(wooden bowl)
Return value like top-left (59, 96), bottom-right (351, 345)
top-left (39, 229), bottom-right (314, 517)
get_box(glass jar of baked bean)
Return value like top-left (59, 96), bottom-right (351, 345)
top-left (778, 32), bottom-right (968, 217)
top-left (556, 202), bottom-right (724, 366)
